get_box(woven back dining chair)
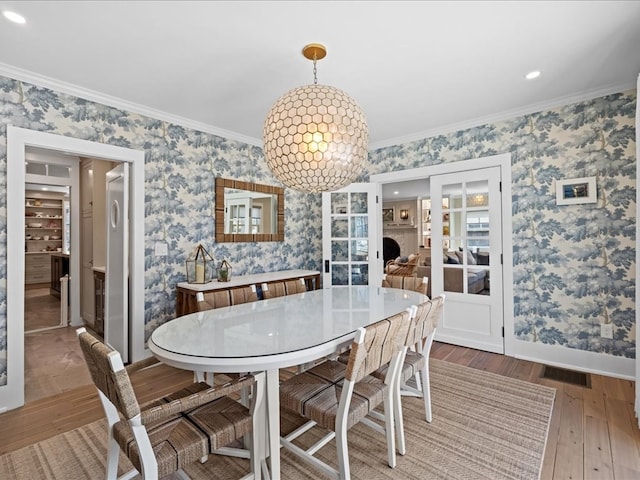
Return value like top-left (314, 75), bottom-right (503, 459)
top-left (336, 294), bottom-right (444, 457)
top-left (77, 328), bottom-right (264, 480)
top-left (382, 274), bottom-right (429, 296)
top-left (379, 295), bottom-right (445, 457)
top-left (400, 294), bottom-right (445, 422)
top-left (284, 278), bottom-right (307, 295)
top-left (261, 281), bottom-right (286, 299)
top-left (205, 289), bottom-right (232, 308)
top-left (230, 285), bottom-right (259, 305)
top-left (279, 310), bottom-right (413, 479)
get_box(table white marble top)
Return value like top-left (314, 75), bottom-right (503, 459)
top-left (150, 286), bottom-right (426, 368)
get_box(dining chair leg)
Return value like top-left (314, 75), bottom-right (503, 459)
top-left (335, 424), bottom-right (350, 479)
top-left (266, 369), bottom-right (281, 479)
top-left (105, 435), bottom-right (120, 480)
top-left (383, 393), bottom-right (397, 468)
top-left (422, 332), bottom-right (436, 423)
top-left (247, 432), bottom-right (261, 480)
top-left (394, 373), bottom-right (406, 456)
top-left (250, 372), bottom-right (265, 480)
top-left (421, 364), bottom-right (432, 423)
top-left (100, 391), bottom-right (122, 480)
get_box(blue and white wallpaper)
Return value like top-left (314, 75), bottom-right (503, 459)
top-left (368, 91), bottom-right (637, 359)
top-left (0, 74), bottom-right (636, 387)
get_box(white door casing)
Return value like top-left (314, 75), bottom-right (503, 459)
top-left (322, 183), bottom-right (382, 288)
top-left (80, 162), bottom-right (95, 324)
top-left (430, 166), bottom-right (504, 353)
top-left (370, 153), bottom-right (514, 356)
top-left (3, 126), bottom-right (145, 412)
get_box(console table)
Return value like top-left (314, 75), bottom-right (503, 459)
top-left (175, 269), bottom-right (321, 317)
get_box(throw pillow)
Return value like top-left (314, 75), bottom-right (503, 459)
top-left (466, 249), bottom-right (477, 265)
top-left (455, 249), bottom-right (478, 265)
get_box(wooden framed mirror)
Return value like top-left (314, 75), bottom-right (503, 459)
top-left (215, 177), bottom-right (285, 242)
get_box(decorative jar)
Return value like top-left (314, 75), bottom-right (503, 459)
top-left (217, 259), bottom-right (232, 282)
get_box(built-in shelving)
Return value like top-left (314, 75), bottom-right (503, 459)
top-left (24, 192), bottom-right (65, 284)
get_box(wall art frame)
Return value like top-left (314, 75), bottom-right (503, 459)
top-left (556, 176), bottom-right (597, 205)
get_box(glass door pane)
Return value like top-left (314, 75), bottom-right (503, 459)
top-left (440, 180), bottom-right (490, 295)
top-left (323, 184), bottom-right (380, 287)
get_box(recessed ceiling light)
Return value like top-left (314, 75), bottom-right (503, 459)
top-left (525, 70), bottom-right (541, 80)
top-left (3, 10), bottom-right (26, 24)
top-left (393, 191), bottom-right (399, 195)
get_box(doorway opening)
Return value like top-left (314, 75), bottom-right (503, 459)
top-left (371, 153), bottom-right (514, 356)
top-left (24, 183), bottom-right (70, 334)
top-left (2, 126), bottom-right (145, 412)
top-left (22, 154), bottom-right (119, 403)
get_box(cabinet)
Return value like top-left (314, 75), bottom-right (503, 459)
top-left (25, 253), bottom-right (52, 284)
top-left (93, 269), bottom-right (105, 337)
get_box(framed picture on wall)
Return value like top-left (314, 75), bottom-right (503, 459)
top-left (382, 208), bottom-right (394, 222)
top-left (556, 176), bottom-right (597, 205)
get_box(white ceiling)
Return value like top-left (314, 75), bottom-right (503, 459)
top-left (1, 1), bottom-right (639, 153)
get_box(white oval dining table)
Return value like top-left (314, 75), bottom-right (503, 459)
top-left (149, 285), bottom-right (427, 479)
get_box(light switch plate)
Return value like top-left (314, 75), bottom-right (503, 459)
top-left (154, 242), bottom-right (168, 256)
top-left (600, 323), bottom-right (613, 339)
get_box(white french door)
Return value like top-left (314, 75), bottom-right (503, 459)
top-left (430, 166), bottom-right (504, 353)
top-left (322, 183), bottom-right (381, 288)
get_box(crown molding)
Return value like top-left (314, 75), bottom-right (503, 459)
top-left (0, 62), bottom-right (263, 147)
top-left (1, 62), bottom-right (634, 153)
top-left (369, 82), bottom-right (636, 151)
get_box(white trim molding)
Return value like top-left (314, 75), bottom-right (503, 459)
top-left (369, 82), bottom-right (636, 151)
top-left (0, 62), bottom-right (261, 147)
top-left (1, 126), bottom-right (146, 412)
top-left (0, 62), bottom-right (633, 153)
top-left (512, 339), bottom-right (635, 380)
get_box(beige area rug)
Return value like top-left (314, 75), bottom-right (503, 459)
top-left (0, 359), bottom-right (556, 479)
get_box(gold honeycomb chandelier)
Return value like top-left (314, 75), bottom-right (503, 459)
top-left (263, 43), bottom-right (369, 193)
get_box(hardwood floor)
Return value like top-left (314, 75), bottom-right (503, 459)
top-left (24, 326), bottom-right (92, 403)
top-left (1, 341), bottom-right (639, 479)
top-left (23, 285), bottom-right (92, 403)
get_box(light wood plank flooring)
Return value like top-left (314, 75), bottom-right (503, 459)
top-left (1, 341), bottom-right (639, 479)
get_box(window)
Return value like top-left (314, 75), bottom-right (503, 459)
top-left (466, 211), bottom-right (489, 249)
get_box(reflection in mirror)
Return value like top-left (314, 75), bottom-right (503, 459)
top-left (215, 178), bottom-right (284, 242)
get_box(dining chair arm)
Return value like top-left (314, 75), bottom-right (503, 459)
top-left (140, 373), bottom-right (258, 424)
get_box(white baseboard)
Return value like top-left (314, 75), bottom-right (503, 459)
top-left (509, 339), bottom-right (635, 380)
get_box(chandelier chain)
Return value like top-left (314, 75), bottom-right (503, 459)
top-left (312, 58), bottom-right (318, 85)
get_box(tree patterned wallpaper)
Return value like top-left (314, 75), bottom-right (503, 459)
top-left (0, 75), bottom-right (635, 387)
top-left (368, 91), bottom-right (636, 358)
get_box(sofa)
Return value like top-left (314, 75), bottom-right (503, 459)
top-left (416, 247), bottom-right (488, 297)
